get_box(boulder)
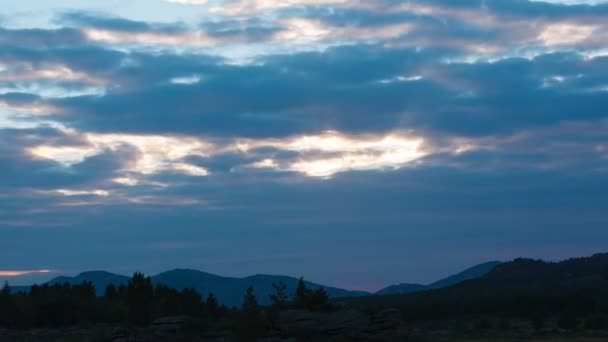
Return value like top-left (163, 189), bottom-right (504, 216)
top-left (152, 315), bottom-right (194, 332)
top-left (111, 326), bottom-right (131, 342)
top-left (277, 309), bottom-right (369, 337)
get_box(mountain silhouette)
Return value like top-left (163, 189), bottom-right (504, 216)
top-left (376, 261), bottom-right (502, 295)
top-left (12, 261), bottom-right (505, 306)
top-left (346, 253), bottom-right (608, 320)
top-left (36, 269), bottom-right (367, 307)
top-left (47, 271), bottom-right (130, 295)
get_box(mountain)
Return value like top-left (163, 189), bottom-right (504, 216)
top-left (375, 283), bottom-right (427, 295)
top-left (47, 271), bottom-right (130, 296)
top-left (20, 269), bottom-right (368, 307)
top-left (427, 261), bottom-right (503, 288)
top-left (376, 261), bottom-right (502, 295)
top-left (346, 253), bottom-right (608, 320)
top-left (152, 270), bottom-right (368, 307)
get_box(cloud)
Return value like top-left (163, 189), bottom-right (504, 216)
top-left (0, 270), bottom-right (53, 277)
top-left (1, 0), bottom-right (608, 287)
top-left (167, 0), bottom-right (209, 4)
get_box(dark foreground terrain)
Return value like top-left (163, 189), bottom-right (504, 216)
top-left (2, 317), bottom-right (608, 342)
top-left (2, 253), bottom-right (608, 341)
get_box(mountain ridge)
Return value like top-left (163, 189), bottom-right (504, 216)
top-left (376, 261), bottom-right (502, 295)
top-left (10, 261), bottom-right (503, 307)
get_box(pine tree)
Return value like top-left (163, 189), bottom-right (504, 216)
top-left (127, 272), bottom-right (154, 325)
top-left (234, 286), bottom-right (265, 341)
top-left (1, 281), bottom-right (10, 296)
top-left (242, 286), bottom-right (259, 312)
top-left (309, 287), bottom-right (329, 311)
top-left (206, 292), bottom-right (219, 317)
top-left (294, 277), bottom-right (311, 308)
top-left (269, 281), bottom-right (289, 308)
top-left (104, 284), bottom-right (118, 299)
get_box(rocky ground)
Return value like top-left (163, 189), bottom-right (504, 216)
top-left (0, 308), bottom-right (402, 341)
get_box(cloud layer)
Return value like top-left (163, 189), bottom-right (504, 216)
top-left (1, 0), bottom-right (607, 290)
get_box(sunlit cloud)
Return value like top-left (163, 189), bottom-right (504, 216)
top-left (0, 64), bottom-right (104, 85)
top-left (170, 74), bottom-right (202, 85)
top-left (538, 23), bottom-right (597, 45)
top-left (241, 130), bottom-right (428, 177)
top-left (274, 18), bottom-right (413, 43)
top-left (0, 100), bottom-right (57, 116)
top-left (30, 132), bottom-right (216, 178)
top-left (171, 163), bottom-right (209, 176)
top-left (0, 270), bottom-right (53, 277)
top-left (113, 177), bottom-right (139, 186)
top-left (83, 28), bottom-right (215, 47)
top-left (210, 0), bottom-right (350, 15)
top-left (54, 189), bottom-right (110, 197)
top-left (167, 0), bottom-right (208, 4)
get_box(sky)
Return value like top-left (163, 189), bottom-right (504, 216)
top-left (1, 0), bottom-right (608, 292)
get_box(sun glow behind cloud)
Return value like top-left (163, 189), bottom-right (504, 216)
top-left (29, 132), bottom-right (214, 178)
top-left (242, 131), bottom-right (428, 177)
top-left (29, 129), bottom-right (430, 182)
top-left (538, 23), bottom-right (597, 45)
top-left (0, 270), bottom-right (53, 277)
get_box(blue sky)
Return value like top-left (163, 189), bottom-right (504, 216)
top-left (1, 0), bottom-right (608, 291)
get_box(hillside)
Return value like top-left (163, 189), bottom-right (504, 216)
top-left (33, 269), bottom-right (368, 307)
top-left (376, 261), bottom-right (502, 295)
top-left (345, 253), bottom-right (608, 319)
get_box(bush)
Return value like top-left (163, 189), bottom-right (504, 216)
top-left (531, 315), bottom-right (544, 331)
top-left (585, 314), bottom-right (608, 330)
top-left (557, 313), bottom-right (579, 330)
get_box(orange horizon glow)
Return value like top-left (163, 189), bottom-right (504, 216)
top-left (0, 270), bottom-right (53, 277)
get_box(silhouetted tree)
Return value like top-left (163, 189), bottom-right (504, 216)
top-left (127, 272), bottom-right (154, 325)
top-left (308, 287), bottom-right (330, 311)
top-left (104, 284), bottom-right (118, 299)
top-left (234, 286), bottom-right (265, 341)
top-left (180, 288), bottom-right (203, 316)
top-left (1, 281), bottom-right (10, 296)
top-left (269, 281), bottom-right (289, 309)
top-left (294, 277), bottom-right (311, 308)
top-left (206, 293), bottom-right (219, 317)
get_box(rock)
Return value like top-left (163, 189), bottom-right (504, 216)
top-left (368, 308), bottom-right (402, 332)
top-left (277, 309), bottom-right (369, 337)
top-left (111, 326), bottom-right (131, 342)
top-left (277, 308), bottom-right (402, 339)
top-left (152, 315), bottom-right (194, 331)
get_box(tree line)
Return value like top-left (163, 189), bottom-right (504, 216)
top-left (0, 272), bottom-right (329, 339)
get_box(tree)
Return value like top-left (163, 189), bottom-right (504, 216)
top-left (127, 272), bottom-right (154, 325)
top-left (1, 281), bottom-right (10, 296)
top-left (104, 284), bottom-right (118, 299)
top-left (242, 286), bottom-right (259, 312)
top-left (269, 281), bottom-right (289, 308)
top-left (294, 277), bottom-right (311, 308)
top-left (206, 293), bottom-right (219, 317)
top-left (234, 287), bottom-right (265, 341)
top-left (308, 287), bottom-right (329, 311)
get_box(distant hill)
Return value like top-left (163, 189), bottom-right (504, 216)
top-left (345, 253), bottom-right (608, 319)
top-left (18, 269), bottom-right (368, 307)
top-left (376, 261), bottom-right (502, 295)
top-left (10, 261), bottom-right (505, 306)
top-left (47, 271), bottom-right (130, 296)
top-left (153, 269), bottom-right (369, 307)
